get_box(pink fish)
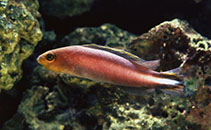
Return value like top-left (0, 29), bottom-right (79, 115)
top-left (37, 44), bottom-right (183, 95)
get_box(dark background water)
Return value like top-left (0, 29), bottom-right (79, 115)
top-left (42, 0), bottom-right (211, 38)
top-left (1, 0), bottom-right (211, 128)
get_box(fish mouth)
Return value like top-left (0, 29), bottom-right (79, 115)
top-left (36, 55), bottom-right (42, 64)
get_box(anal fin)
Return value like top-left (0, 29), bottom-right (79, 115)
top-left (161, 85), bottom-right (184, 96)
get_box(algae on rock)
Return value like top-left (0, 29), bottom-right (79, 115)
top-left (127, 18), bottom-right (211, 129)
top-left (61, 23), bottom-right (136, 48)
top-left (128, 19), bottom-right (210, 70)
top-left (0, 0), bottom-right (42, 90)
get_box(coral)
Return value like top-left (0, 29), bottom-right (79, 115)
top-left (183, 51), bottom-right (211, 130)
top-left (128, 18), bottom-right (211, 129)
top-left (103, 93), bottom-right (194, 130)
top-left (0, 0), bottom-right (42, 90)
top-left (2, 86), bottom-right (66, 130)
top-left (182, 50), bottom-right (211, 96)
top-left (2, 20), bottom-right (211, 130)
top-left (39, 0), bottom-right (95, 17)
top-left (186, 87), bottom-right (211, 130)
top-left (128, 19), bottom-right (210, 70)
top-left (61, 24), bottom-right (136, 48)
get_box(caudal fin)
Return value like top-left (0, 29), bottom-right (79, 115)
top-left (159, 67), bottom-right (184, 95)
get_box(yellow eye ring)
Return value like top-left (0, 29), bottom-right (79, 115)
top-left (46, 53), bottom-right (56, 62)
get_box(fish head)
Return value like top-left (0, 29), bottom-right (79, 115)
top-left (37, 48), bottom-right (71, 73)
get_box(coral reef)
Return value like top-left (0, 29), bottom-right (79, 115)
top-left (2, 19), bottom-right (211, 129)
top-left (0, 0), bottom-right (42, 90)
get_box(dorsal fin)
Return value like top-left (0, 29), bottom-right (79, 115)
top-left (83, 44), bottom-right (159, 70)
top-left (83, 44), bottom-right (145, 61)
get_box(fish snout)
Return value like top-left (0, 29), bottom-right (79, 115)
top-left (36, 55), bottom-right (43, 65)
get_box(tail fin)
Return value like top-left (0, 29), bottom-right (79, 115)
top-left (159, 67), bottom-right (184, 96)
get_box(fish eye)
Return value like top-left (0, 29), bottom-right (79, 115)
top-left (46, 53), bottom-right (56, 61)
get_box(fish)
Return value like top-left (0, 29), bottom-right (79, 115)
top-left (37, 44), bottom-right (184, 95)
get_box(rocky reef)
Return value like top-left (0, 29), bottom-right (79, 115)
top-left (0, 0), bottom-right (42, 90)
top-left (61, 24), bottom-right (136, 47)
top-left (2, 18), bottom-right (211, 130)
top-left (127, 19), bottom-right (211, 129)
top-left (0, 0), bottom-right (211, 129)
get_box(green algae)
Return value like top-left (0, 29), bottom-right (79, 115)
top-left (0, 0), bottom-right (42, 90)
